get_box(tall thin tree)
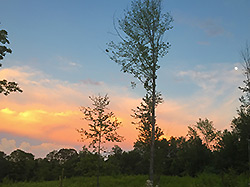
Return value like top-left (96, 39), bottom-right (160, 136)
top-left (237, 41), bottom-right (250, 173)
top-left (77, 94), bottom-right (123, 187)
top-left (106, 0), bottom-right (173, 184)
top-left (239, 42), bottom-right (250, 108)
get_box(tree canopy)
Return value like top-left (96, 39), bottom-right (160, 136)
top-left (107, 0), bottom-right (173, 183)
top-left (0, 27), bottom-right (22, 95)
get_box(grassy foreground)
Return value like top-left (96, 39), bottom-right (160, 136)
top-left (0, 174), bottom-right (249, 187)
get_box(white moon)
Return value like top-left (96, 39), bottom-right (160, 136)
top-left (234, 66), bottom-right (238, 71)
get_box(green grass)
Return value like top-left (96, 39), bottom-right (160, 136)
top-left (0, 174), bottom-right (249, 187)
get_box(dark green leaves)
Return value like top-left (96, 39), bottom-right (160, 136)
top-left (77, 94), bottom-right (124, 153)
top-left (0, 29), bottom-right (12, 60)
top-left (0, 79), bottom-right (23, 96)
top-left (0, 27), bottom-right (22, 95)
top-left (106, 0), bottom-right (173, 92)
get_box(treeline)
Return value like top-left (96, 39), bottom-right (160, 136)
top-left (0, 114), bottom-right (249, 183)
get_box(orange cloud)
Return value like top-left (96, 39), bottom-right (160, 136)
top-left (1, 108), bottom-right (16, 115)
top-left (0, 66), bottom-right (140, 153)
top-left (0, 64), bottom-right (244, 157)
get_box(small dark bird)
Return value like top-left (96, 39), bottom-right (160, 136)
top-left (106, 49), bottom-right (109, 53)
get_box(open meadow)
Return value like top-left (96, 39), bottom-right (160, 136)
top-left (1, 174), bottom-right (249, 187)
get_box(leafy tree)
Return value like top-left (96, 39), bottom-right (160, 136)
top-left (0, 29), bottom-right (12, 60)
top-left (105, 145), bottom-right (123, 175)
top-left (58, 149), bottom-right (79, 178)
top-left (180, 136), bottom-right (210, 176)
top-left (33, 158), bottom-right (51, 181)
top-left (132, 93), bottom-right (164, 153)
top-left (44, 150), bottom-right (63, 180)
top-left (8, 149), bottom-right (34, 162)
top-left (239, 42), bottom-right (250, 108)
top-left (45, 150), bottom-right (58, 162)
top-left (7, 149), bottom-right (35, 181)
top-left (228, 42), bottom-right (250, 172)
top-left (0, 27), bottom-right (22, 95)
top-left (187, 118), bottom-right (221, 150)
top-left (45, 148), bottom-right (78, 179)
top-left (119, 149), bottom-right (146, 175)
top-left (0, 151), bottom-right (10, 182)
top-left (165, 136), bottom-right (186, 175)
top-left (54, 148), bottom-right (78, 165)
top-left (231, 109), bottom-right (250, 172)
top-left (75, 151), bottom-right (101, 177)
top-left (106, 0), bottom-right (173, 183)
top-left (132, 93), bottom-right (164, 180)
top-left (77, 94), bottom-right (124, 187)
top-left (214, 129), bottom-right (240, 172)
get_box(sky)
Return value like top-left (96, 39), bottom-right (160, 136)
top-left (0, 0), bottom-right (249, 158)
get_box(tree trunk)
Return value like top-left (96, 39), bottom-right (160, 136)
top-left (59, 168), bottom-right (64, 187)
top-left (149, 43), bottom-right (157, 185)
top-left (97, 134), bottom-right (101, 187)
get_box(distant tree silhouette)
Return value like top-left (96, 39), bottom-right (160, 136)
top-left (7, 149), bottom-right (35, 181)
top-left (215, 129), bottom-right (240, 171)
top-left (0, 151), bottom-right (10, 182)
top-left (239, 42), bottom-right (250, 107)
top-left (106, 0), bottom-right (173, 184)
top-left (105, 145), bottom-right (123, 175)
top-left (228, 41), bottom-right (250, 172)
top-left (187, 118), bottom-right (221, 150)
top-left (0, 26), bottom-right (22, 95)
top-left (77, 94), bottom-right (123, 187)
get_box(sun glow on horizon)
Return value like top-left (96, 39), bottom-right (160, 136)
top-left (1, 108), bottom-right (16, 115)
top-left (159, 135), bottom-right (170, 140)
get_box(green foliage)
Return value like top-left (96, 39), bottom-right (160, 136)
top-left (0, 151), bottom-right (10, 182)
top-left (187, 118), bottom-right (221, 151)
top-left (1, 174), bottom-right (248, 187)
top-left (239, 42), bottom-right (250, 107)
top-left (0, 27), bottom-right (22, 95)
top-left (77, 94), bottom-right (124, 187)
top-left (132, 93), bottom-right (164, 152)
top-left (5, 149), bottom-right (36, 181)
top-left (105, 145), bottom-right (123, 175)
top-left (0, 79), bottom-right (23, 96)
top-left (225, 43), bottom-right (250, 172)
top-left (107, 0), bottom-right (173, 92)
top-left (0, 29), bottom-right (12, 60)
top-left (107, 1), bottom-right (173, 183)
top-left (75, 152), bottom-right (101, 177)
top-left (220, 169), bottom-right (239, 187)
top-left (194, 173), bottom-right (222, 187)
top-left (77, 94), bottom-right (124, 153)
top-left (0, 143), bottom-right (249, 184)
top-left (214, 130), bottom-right (240, 171)
top-left (176, 137), bottom-right (211, 176)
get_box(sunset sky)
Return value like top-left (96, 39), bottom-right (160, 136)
top-left (0, 0), bottom-right (249, 158)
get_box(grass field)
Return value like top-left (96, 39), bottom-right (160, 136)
top-left (0, 173), bottom-right (249, 187)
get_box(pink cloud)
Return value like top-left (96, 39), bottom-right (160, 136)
top-left (0, 138), bottom-right (75, 158)
top-left (0, 63), bottom-right (244, 157)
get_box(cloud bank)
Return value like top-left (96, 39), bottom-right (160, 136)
top-left (0, 63), bottom-right (244, 157)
